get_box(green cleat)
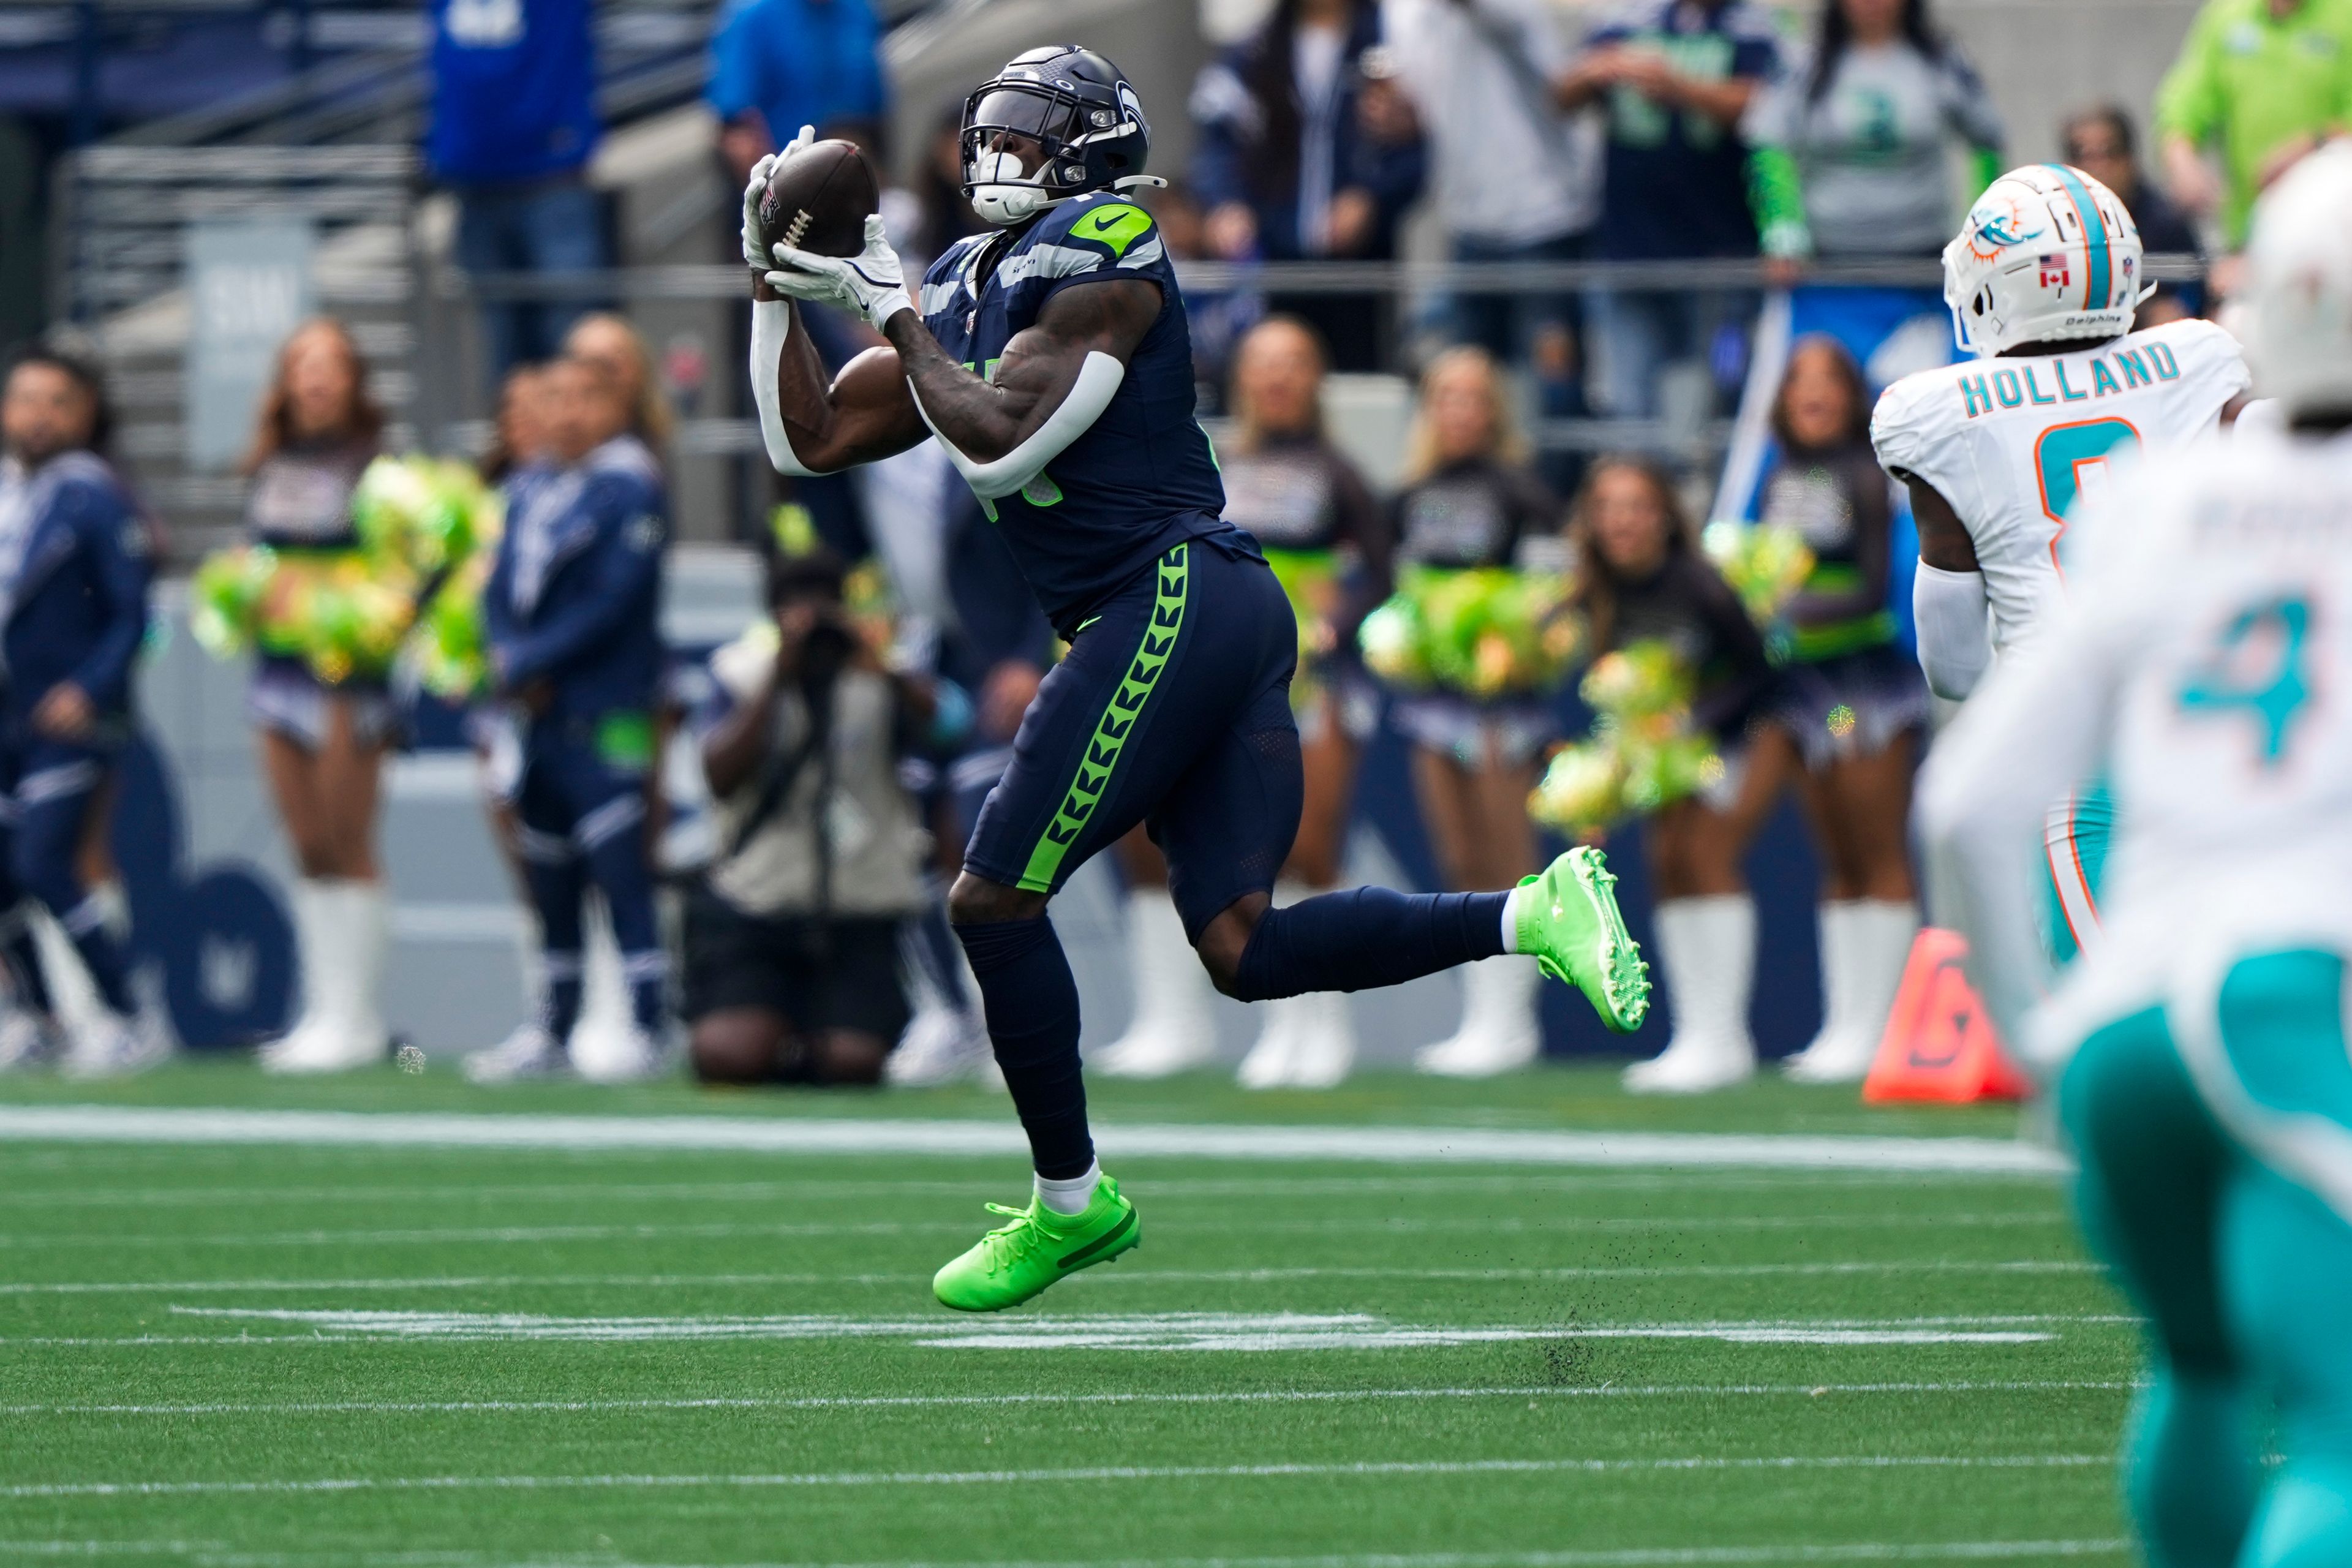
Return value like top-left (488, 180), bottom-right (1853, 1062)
top-left (932, 1174), bottom-right (1140, 1312)
top-left (1515, 845), bottom-right (1651, 1033)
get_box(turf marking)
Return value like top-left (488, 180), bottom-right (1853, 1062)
top-left (0, 1106), bottom-right (2065, 1174)
top-left (0, 1260), bottom-right (2097, 1295)
top-left (0, 1212), bottom-right (2068, 1252)
top-left (0, 1170), bottom-right (2047, 1209)
top-left (0, 1454), bottom-right (2117, 1501)
top-left (372, 1545), bottom-right (2135, 1568)
top-left (0, 1382), bottom-right (2139, 1418)
top-left (138, 1306), bottom-right (2106, 1349)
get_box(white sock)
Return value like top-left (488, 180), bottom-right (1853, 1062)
top-left (1500, 884), bottom-right (1528, 954)
top-left (1035, 1159), bottom-right (1101, 1216)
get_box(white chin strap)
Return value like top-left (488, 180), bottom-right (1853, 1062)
top-left (970, 149), bottom-right (1049, 227)
top-left (913, 350), bottom-right (1125, 500)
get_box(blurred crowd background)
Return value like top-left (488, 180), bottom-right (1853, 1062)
top-left (0, 0), bottom-right (2326, 1087)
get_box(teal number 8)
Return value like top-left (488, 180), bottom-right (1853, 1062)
top-left (2035, 418), bottom-right (2141, 568)
top-left (2179, 595), bottom-right (2314, 767)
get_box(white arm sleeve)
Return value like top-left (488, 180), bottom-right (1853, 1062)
top-left (1913, 562), bottom-right (1994, 701)
top-left (1917, 613), bottom-right (2119, 1054)
top-left (911, 351), bottom-right (1125, 501)
top-left (749, 299), bottom-right (818, 478)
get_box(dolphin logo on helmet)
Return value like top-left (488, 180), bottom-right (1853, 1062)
top-left (1944, 164), bottom-right (2152, 357)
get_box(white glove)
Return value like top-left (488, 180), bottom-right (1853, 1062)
top-left (737, 124), bottom-right (815, 273)
top-left (763, 213), bottom-right (911, 331)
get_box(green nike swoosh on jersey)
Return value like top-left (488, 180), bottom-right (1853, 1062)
top-left (932, 1174), bottom-right (1141, 1312)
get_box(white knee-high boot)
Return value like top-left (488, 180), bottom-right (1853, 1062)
top-left (258, 878), bottom-right (334, 1066)
top-left (267, 879), bottom-right (390, 1074)
top-left (1415, 954), bottom-right (1541, 1077)
top-left (1624, 894), bottom-right (1756, 1094)
top-left (1094, 888), bottom-right (1219, 1078)
top-left (1785, 899), bottom-right (1917, 1084)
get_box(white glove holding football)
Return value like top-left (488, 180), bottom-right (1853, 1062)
top-left (738, 124), bottom-right (816, 273)
top-left (764, 213), bottom-right (911, 331)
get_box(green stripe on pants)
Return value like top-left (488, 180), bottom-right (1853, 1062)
top-left (1017, 543), bottom-right (1190, 894)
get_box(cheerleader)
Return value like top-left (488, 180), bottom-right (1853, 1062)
top-left (241, 320), bottom-right (394, 1074)
top-left (1388, 347), bottom-right (1563, 1078)
top-left (1571, 458), bottom-right (1787, 1094)
top-left (1754, 338), bottom-right (1925, 1083)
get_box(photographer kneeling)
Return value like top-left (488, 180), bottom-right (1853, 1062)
top-left (689, 552), bottom-right (940, 1087)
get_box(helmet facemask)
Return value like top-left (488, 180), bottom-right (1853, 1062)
top-left (958, 72), bottom-right (1152, 227)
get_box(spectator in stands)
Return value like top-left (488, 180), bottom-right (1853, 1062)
top-left (239, 320), bottom-right (394, 1077)
top-left (1742, 0), bottom-right (2003, 271)
top-left (1382, 0), bottom-right (1597, 483)
top-left (565, 313), bottom-right (675, 461)
top-left (0, 347), bottom-right (157, 1077)
top-left (1556, 0), bottom-right (1787, 420)
top-left (708, 0), bottom-right (889, 185)
top-left (2158, 0), bottom-right (2352, 263)
top-left (468, 355), bottom-right (671, 1085)
top-left (1752, 337), bottom-right (1921, 1085)
top-left (1570, 456), bottom-right (1782, 1095)
top-left (1389, 347), bottom-right (1562, 1079)
top-left (2062, 105), bottom-right (2205, 323)
top-left (687, 551), bottom-right (938, 1087)
top-left (429, 0), bottom-right (608, 382)
top-left (1189, 0), bottom-right (1425, 372)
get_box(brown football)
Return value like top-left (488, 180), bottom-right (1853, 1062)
top-left (756, 140), bottom-right (880, 258)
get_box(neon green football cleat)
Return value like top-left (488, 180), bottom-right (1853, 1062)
top-left (932, 1174), bottom-right (1140, 1311)
top-left (1515, 845), bottom-right (1651, 1033)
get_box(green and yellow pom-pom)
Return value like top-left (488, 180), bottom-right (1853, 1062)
top-left (1529, 638), bottom-right (1722, 834)
top-left (192, 453), bottom-right (501, 689)
top-left (1360, 566), bottom-right (1580, 698)
top-left (1702, 521), bottom-right (1815, 626)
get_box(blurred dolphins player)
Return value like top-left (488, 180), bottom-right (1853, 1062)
top-left (742, 46), bottom-right (1649, 1311)
top-left (1873, 162), bottom-right (2248, 961)
top-left (1922, 142), bottom-right (2352, 1568)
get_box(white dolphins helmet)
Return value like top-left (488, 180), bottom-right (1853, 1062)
top-left (1942, 164), bottom-right (2152, 357)
top-left (2245, 140), bottom-right (2352, 420)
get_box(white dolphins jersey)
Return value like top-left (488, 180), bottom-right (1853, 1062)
top-left (1871, 317), bottom-right (2249, 658)
top-left (1929, 426), bottom-right (2352, 1061)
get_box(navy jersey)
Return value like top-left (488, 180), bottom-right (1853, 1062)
top-left (918, 193), bottom-right (1229, 634)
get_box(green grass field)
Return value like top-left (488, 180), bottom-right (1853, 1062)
top-left (0, 1060), bottom-right (2137, 1567)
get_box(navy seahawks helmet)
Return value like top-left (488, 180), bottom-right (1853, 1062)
top-left (959, 45), bottom-right (1154, 226)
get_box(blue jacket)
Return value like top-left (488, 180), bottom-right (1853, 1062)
top-left (1188, 6), bottom-right (1425, 262)
top-left (0, 452), bottom-right (153, 730)
top-left (706, 0), bottom-right (887, 145)
top-left (484, 435), bottom-right (666, 723)
top-left (427, 0), bottom-right (600, 186)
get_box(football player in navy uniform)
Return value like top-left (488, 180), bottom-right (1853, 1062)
top-left (745, 47), bottom-right (1653, 1311)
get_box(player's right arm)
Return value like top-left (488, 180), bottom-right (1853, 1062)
top-left (1873, 377), bottom-right (1993, 701)
top-left (748, 282), bottom-right (927, 476)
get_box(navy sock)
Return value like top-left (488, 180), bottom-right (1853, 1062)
top-left (523, 853), bottom-right (586, 1039)
top-left (1231, 888), bottom-right (1512, 1003)
top-left (955, 916), bottom-right (1092, 1179)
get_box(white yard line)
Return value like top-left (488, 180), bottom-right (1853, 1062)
top-left (0, 1453), bottom-right (2114, 1501)
top-left (0, 1213), bottom-right (2067, 1252)
top-left (0, 1308), bottom-right (2124, 1351)
top-left (0, 1541), bottom-right (2135, 1568)
top-left (0, 1106), bottom-right (2065, 1174)
top-left (0, 1260), bottom-right (2097, 1295)
top-left (0, 1381), bottom-right (2139, 1418)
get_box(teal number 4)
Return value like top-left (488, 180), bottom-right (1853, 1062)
top-left (2179, 595), bottom-right (2314, 767)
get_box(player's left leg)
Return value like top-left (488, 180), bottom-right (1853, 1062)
top-left (2203, 949), bottom-right (2352, 1568)
top-left (1155, 556), bottom-right (1649, 1032)
top-left (2057, 1000), bottom-right (2258, 1568)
